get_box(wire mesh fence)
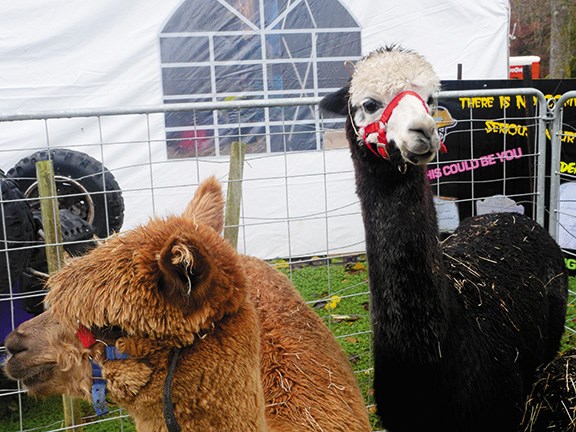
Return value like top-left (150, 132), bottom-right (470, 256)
top-left (0, 88), bottom-right (575, 431)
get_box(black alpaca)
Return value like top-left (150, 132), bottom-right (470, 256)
top-left (321, 46), bottom-right (568, 431)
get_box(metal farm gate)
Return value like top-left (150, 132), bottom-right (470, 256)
top-left (0, 88), bottom-right (575, 431)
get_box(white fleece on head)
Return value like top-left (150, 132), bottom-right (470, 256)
top-left (349, 48), bottom-right (441, 108)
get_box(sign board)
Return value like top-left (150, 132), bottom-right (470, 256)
top-left (436, 79), bottom-right (576, 274)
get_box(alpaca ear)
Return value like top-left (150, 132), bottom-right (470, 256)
top-left (182, 176), bottom-right (225, 234)
top-left (157, 235), bottom-right (211, 311)
top-left (319, 85), bottom-right (350, 116)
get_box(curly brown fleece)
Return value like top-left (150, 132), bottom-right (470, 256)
top-left (5, 176), bottom-right (370, 432)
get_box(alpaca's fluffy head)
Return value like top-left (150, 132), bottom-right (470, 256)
top-left (44, 176), bottom-right (243, 346)
top-left (349, 46), bottom-right (440, 109)
top-left (3, 177), bottom-right (244, 397)
top-left (321, 45), bottom-right (442, 166)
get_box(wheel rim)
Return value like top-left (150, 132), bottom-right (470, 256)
top-left (24, 176), bottom-right (95, 225)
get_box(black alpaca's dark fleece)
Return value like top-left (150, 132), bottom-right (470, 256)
top-left (343, 118), bottom-right (568, 432)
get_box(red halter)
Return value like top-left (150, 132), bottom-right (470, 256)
top-left (360, 90), bottom-right (447, 159)
top-left (76, 324), bottom-right (97, 348)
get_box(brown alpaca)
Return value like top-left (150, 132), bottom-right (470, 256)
top-left (4, 177), bottom-right (370, 432)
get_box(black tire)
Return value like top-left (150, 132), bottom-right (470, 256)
top-left (0, 171), bottom-right (36, 294)
top-left (7, 149), bottom-right (124, 238)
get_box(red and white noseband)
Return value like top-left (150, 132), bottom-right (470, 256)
top-left (360, 90), bottom-right (447, 159)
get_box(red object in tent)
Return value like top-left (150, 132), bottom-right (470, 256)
top-left (509, 56), bottom-right (540, 79)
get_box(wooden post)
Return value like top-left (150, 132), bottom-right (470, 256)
top-left (224, 141), bottom-right (246, 249)
top-left (36, 161), bottom-right (65, 273)
top-left (36, 160), bottom-right (84, 431)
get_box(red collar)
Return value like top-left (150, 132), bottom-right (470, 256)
top-left (360, 90), bottom-right (447, 159)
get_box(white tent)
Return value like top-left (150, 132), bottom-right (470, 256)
top-left (0, 0), bottom-right (510, 113)
top-left (0, 0), bottom-right (510, 259)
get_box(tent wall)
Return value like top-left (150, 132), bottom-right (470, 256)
top-left (0, 0), bottom-right (511, 258)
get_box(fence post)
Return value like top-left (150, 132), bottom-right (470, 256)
top-left (36, 160), bottom-right (84, 431)
top-left (224, 141), bottom-right (246, 249)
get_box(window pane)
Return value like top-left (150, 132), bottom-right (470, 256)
top-left (215, 65), bottom-right (263, 92)
top-left (316, 61), bottom-right (351, 88)
top-left (160, 37), bottom-right (210, 63)
top-left (267, 63), bottom-right (313, 91)
top-left (219, 126), bottom-right (267, 154)
top-left (316, 32), bottom-right (360, 58)
top-left (218, 107), bottom-right (265, 125)
top-left (162, 67), bottom-right (212, 95)
top-left (214, 35), bottom-right (262, 61)
top-left (268, 0), bottom-right (358, 29)
top-left (163, 1), bottom-right (255, 32)
top-left (166, 129), bottom-right (216, 158)
top-left (308, 0), bottom-right (359, 27)
top-left (270, 124), bottom-right (317, 152)
top-left (266, 34), bottom-right (312, 59)
top-left (165, 110), bottom-right (213, 128)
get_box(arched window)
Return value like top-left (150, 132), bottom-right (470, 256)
top-left (160, 0), bottom-right (361, 158)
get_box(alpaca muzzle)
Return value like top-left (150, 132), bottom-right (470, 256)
top-left (360, 90), bottom-right (447, 161)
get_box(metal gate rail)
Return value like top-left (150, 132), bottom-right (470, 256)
top-left (548, 90), bottom-right (576, 239)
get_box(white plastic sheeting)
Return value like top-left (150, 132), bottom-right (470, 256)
top-left (0, 0), bottom-right (510, 259)
top-left (0, 0), bottom-right (510, 114)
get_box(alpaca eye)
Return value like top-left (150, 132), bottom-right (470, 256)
top-left (427, 96), bottom-right (438, 114)
top-left (362, 99), bottom-right (382, 114)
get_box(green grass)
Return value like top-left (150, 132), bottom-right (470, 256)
top-left (1, 257), bottom-right (575, 432)
top-left (560, 275), bottom-right (576, 353)
top-left (0, 397), bottom-right (135, 431)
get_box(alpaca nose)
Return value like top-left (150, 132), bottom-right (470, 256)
top-left (4, 330), bottom-right (28, 355)
top-left (409, 128), bottom-right (434, 154)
